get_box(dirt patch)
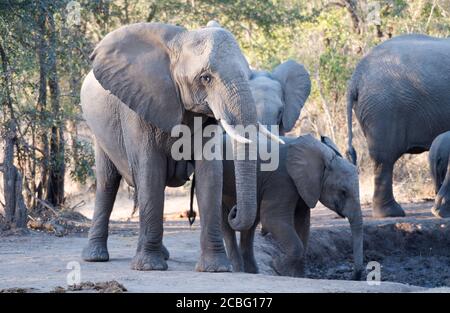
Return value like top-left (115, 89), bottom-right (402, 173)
top-left (51, 280), bottom-right (127, 293)
top-left (0, 287), bottom-right (38, 293)
top-left (0, 228), bottom-right (426, 293)
top-left (0, 198), bottom-right (448, 292)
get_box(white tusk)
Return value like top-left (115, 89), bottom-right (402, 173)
top-left (258, 122), bottom-right (285, 144)
top-left (220, 119), bottom-right (252, 144)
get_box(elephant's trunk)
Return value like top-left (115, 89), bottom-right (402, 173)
top-left (222, 84), bottom-right (258, 231)
top-left (347, 208), bottom-right (364, 280)
top-left (228, 156), bottom-right (257, 231)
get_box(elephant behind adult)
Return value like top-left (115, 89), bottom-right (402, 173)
top-left (249, 61), bottom-right (311, 134)
top-left (428, 131), bottom-right (450, 218)
top-left (80, 23), bottom-right (281, 271)
top-left (346, 34), bottom-right (450, 217)
top-left (205, 21), bottom-right (312, 135)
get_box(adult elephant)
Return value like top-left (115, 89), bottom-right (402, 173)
top-left (80, 23), bottom-right (279, 271)
top-left (347, 34), bottom-right (450, 217)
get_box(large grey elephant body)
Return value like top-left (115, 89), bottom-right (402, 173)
top-left (221, 135), bottom-right (363, 278)
top-left (347, 34), bottom-right (450, 217)
top-left (428, 131), bottom-right (450, 218)
top-left (80, 23), bottom-right (272, 271)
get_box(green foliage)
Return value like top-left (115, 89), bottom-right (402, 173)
top-left (67, 139), bottom-right (95, 185)
top-left (2, 0), bottom-right (450, 199)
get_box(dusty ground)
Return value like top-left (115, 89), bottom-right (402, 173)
top-left (1, 188), bottom-right (449, 293)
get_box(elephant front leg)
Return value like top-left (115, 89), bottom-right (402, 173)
top-left (82, 146), bottom-right (121, 262)
top-left (194, 158), bottom-right (232, 272)
top-left (240, 225), bottom-right (258, 274)
top-left (131, 154), bottom-right (168, 271)
top-left (263, 219), bottom-right (305, 278)
top-left (221, 203), bottom-right (244, 272)
top-left (373, 160), bottom-right (405, 217)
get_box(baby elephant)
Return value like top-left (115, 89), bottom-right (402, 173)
top-left (429, 131), bottom-right (450, 218)
top-left (221, 134), bottom-right (363, 279)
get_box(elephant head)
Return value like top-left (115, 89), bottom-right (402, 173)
top-left (249, 60), bottom-right (311, 134)
top-left (286, 134), bottom-right (364, 280)
top-left (90, 23), bottom-right (279, 230)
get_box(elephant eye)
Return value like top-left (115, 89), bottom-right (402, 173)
top-left (200, 74), bottom-right (212, 85)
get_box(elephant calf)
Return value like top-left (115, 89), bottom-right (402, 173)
top-left (221, 134), bottom-right (364, 279)
top-left (429, 131), bottom-right (450, 218)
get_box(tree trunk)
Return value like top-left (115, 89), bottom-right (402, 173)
top-left (36, 2), bottom-right (49, 202)
top-left (46, 8), bottom-right (65, 206)
top-left (0, 42), bottom-right (27, 228)
top-left (2, 129), bottom-right (17, 224)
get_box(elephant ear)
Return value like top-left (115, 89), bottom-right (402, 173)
top-left (90, 23), bottom-right (186, 132)
top-left (321, 136), bottom-right (343, 157)
top-left (286, 134), bottom-right (333, 208)
top-left (272, 60), bottom-right (311, 132)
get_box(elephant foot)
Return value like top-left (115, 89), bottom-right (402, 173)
top-left (373, 201), bottom-right (405, 218)
top-left (162, 244), bottom-right (170, 260)
top-left (229, 256), bottom-right (244, 272)
top-left (352, 268), bottom-right (364, 281)
top-left (272, 256), bottom-right (304, 278)
top-left (131, 251), bottom-right (168, 271)
top-left (195, 252), bottom-right (232, 272)
top-left (243, 259), bottom-right (259, 274)
top-left (431, 206), bottom-right (450, 218)
top-left (82, 241), bottom-right (109, 262)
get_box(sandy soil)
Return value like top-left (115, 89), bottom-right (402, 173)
top-left (1, 189), bottom-right (449, 293)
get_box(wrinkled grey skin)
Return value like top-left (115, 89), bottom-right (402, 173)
top-left (221, 134), bottom-right (363, 279)
top-left (80, 23), bottom-right (258, 272)
top-left (347, 34), bottom-right (450, 218)
top-left (429, 131), bottom-right (450, 218)
top-left (249, 62), bottom-right (311, 134)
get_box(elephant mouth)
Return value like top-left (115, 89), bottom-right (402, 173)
top-left (192, 102), bottom-right (215, 117)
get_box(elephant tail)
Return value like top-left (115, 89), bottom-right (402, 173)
top-left (346, 82), bottom-right (358, 165)
top-left (188, 174), bottom-right (196, 226)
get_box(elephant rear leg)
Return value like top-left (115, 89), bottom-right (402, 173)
top-left (372, 160), bottom-right (405, 217)
top-left (82, 145), bottom-right (121, 262)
